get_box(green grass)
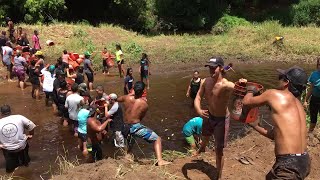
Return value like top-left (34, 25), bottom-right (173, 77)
top-left (1, 21), bottom-right (320, 68)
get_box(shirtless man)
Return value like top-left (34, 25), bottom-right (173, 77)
top-left (194, 57), bottom-right (238, 179)
top-left (242, 66), bottom-right (310, 179)
top-left (117, 81), bottom-right (170, 166)
top-left (87, 105), bottom-right (112, 162)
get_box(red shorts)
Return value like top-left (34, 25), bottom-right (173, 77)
top-left (202, 114), bottom-right (230, 149)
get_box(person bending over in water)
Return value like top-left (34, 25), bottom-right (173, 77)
top-left (194, 57), bottom-right (243, 179)
top-left (182, 117), bottom-right (203, 151)
top-left (117, 81), bottom-right (171, 166)
top-left (242, 66), bottom-right (310, 179)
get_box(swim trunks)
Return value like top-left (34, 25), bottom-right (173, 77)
top-left (266, 152), bottom-right (310, 180)
top-left (129, 123), bottom-right (159, 143)
top-left (202, 114), bottom-right (230, 149)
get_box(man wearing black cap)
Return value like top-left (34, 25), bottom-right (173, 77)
top-left (242, 66), bottom-right (310, 179)
top-left (194, 57), bottom-right (240, 179)
top-left (0, 105), bottom-right (36, 173)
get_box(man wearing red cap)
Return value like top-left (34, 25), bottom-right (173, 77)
top-left (243, 66), bottom-right (310, 179)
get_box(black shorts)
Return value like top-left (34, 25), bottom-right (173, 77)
top-left (102, 60), bottom-right (107, 67)
top-left (88, 143), bottom-right (102, 161)
top-left (78, 132), bottom-right (87, 142)
top-left (86, 72), bottom-right (94, 83)
top-left (117, 60), bottom-right (124, 65)
top-left (5, 63), bottom-right (12, 72)
top-left (2, 143), bottom-right (30, 173)
top-left (58, 105), bottom-right (69, 119)
top-left (266, 153), bottom-right (310, 180)
top-left (45, 92), bottom-right (53, 99)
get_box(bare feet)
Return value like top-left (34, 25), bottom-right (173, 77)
top-left (82, 149), bottom-right (88, 157)
top-left (74, 132), bottom-right (78, 137)
top-left (157, 160), bottom-right (171, 166)
top-left (63, 120), bottom-right (69, 127)
top-left (124, 153), bottom-right (134, 162)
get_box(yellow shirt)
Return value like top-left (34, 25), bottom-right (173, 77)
top-left (116, 50), bottom-right (123, 62)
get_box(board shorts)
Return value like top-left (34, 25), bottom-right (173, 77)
top-left (87, 143), bottom-right (102, 161)
top-left (266, 152), bottom-right (310, 180)
top-left (78, 132), bottom-right (87, 143)
top-left (2, 143), bottom-right (30, 173)
top-left (129, 123), bottom-right (159, 143)
top-left (140, 70), bottom-right (148, 79)
top-left (45, 91), bottom-right (53, 100)
top-left (185, 135), bottom-right (196, 145)
top-left (58, 105), bottom-right (69, 119)
top-left (202, 114), bottom-right (230, 149)
top-left (85, 72), bottom-right (94, 83)
top-left (13, 67), bottom-right (25, 81)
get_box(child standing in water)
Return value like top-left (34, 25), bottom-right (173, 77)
top-left (124, 68), bottom-right (134, 95)
top-left (139, 53), bottom-right (151, 89)
top-left (186, 71), bottom-right (201, 101)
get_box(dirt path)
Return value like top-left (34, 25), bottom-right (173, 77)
top-left (53, 129), bottom-right (320, 180)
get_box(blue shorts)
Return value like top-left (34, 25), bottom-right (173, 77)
top-left (130, 123), bottom-right (158, 143)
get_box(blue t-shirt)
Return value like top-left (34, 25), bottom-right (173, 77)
top-left (308, 71), bottom-right (320, 97)
top-left (182, 117), bottom-right (203, 137)
top-left (77, 109), bottom-right (90, 134)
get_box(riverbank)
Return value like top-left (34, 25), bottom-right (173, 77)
top-left (52, 129), bottom-right (320, 180)
top-left (1, 21), bottom-right (320, 68)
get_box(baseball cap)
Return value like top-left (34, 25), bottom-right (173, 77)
top-left (1, 104), bottom-right (11, 115)
top-left (35, 51), bottom-right (43, 56)
top-left (276, 65), bottom-right (308, 85)
top-left (84, 51), bottom-right (92, 56)
top-left (205, 57), bottom-right (224, 67)
top-left (109, 93), bottom-right (117, 100)
top-left (78, 83), bottom-right (87, 92)
top-left (49, 65), bottom-right (55, 72)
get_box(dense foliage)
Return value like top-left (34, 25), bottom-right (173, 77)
top-left (0, 0), bottom-right (319, 31)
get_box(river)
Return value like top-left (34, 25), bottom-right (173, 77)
top-left (0, 62), bottom-right (314, 179)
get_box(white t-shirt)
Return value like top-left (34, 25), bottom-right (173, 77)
top-left (65, 93), bottom-right (84, 120)
top-left (0, 115), bottom-right (36, 151)
top-left (41, 68), bottom-right (55, 92)
top-left (2, 46), bottom-right (13, 65)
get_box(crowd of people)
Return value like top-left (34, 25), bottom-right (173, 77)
top-left (0, 19), bottom-right (316, 180)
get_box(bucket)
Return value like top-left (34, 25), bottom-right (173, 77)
top-left (66, 77), bottom-right (75, 91)
top-left (107, 59), bottom-right (114, 68)
top-left (46, 40), bottom-right (54, 46)
top-left (231, 82), bottom-right (263, 123)
top-left (69, 60), bottom-right (79, 70)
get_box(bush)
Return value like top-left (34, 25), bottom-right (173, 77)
top-left (291, 0), bottom-right (320, 26)
top-left (212, 14), bottom-right (250, 34)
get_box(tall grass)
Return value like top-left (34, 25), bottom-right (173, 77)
top-left (1, 21), bottom-right (320, 68)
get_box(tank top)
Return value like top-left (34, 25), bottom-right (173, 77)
top-left (140, 58), bottom-right (149, 71)
top-left (110, 105), bottom-right (124, 131)
top-left (75, 73), bottom-right (84, 84)
top-left (190, 78), bottom-right (201, 97)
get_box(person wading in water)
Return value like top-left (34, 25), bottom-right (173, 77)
top-left (193, 57), bottom-right (245, 179)
top-left (117, 81), bottom-right (171, 166)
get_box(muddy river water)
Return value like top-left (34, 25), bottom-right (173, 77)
top-left (0, 62), bottom-right (314, 179)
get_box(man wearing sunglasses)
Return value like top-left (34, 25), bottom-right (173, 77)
top-left (242, 66), bottom-right (310, 179)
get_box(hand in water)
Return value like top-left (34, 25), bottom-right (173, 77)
top-left (199, 109), bottom-right (209, 118)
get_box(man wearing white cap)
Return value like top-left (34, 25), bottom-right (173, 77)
top-left (105, 93), bottom-right (125, 148)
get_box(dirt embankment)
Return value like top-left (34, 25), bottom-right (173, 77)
top-left (53, 130), bottom-right (320, 180)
